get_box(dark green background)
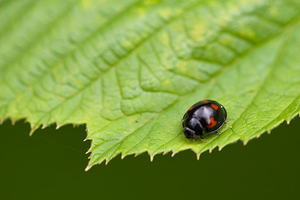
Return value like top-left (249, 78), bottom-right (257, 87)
top-left (0, 117), bottom-right (299, 200)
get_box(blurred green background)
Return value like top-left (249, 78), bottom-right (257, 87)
top-left (0, 117), bottom-right (299, 200)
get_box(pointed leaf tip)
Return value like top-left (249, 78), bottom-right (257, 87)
top-left (196, 153), bottom-right (200, 160)
top-left (171, 152), bottom-right (176, 157)
top-left (150, 155), bottom-right (154, 162)
top-left (85, 165), bottom-right (91, 172)
top-left (41, 124), bottom-right (47, 129)
top-left (29, 129), bottom-right (36, 136)
top-left (243, 140), bottom-right (248, 146)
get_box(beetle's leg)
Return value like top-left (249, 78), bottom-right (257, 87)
top-left (183, 127), bottom-right (196, 139)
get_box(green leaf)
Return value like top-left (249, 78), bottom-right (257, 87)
top-left (0, 0), bottom-right (300, 170)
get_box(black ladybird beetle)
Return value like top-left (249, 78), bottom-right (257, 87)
top-left (182, 100), bottom-right (227, 140)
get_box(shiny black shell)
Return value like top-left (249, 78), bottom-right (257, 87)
top-left (182, 100), bottom-right (227, 139)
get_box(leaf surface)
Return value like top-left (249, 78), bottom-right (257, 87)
top-left (0, 0), bottom-right (300, 170)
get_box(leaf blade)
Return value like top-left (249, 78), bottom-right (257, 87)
top-left (0, 0), bottom-right (299, 170)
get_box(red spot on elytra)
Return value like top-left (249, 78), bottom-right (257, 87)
top-left (211, 103), bottom-right (219, 110)
top-left (201, 100), bottom-right (209, 103)
top-left (206, 117), bottom-right (217, 128)
top-left (188, 106), bottom-right (193, 111)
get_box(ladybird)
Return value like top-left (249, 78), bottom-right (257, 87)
top-left (182, 100), bottom-right (227, 140)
